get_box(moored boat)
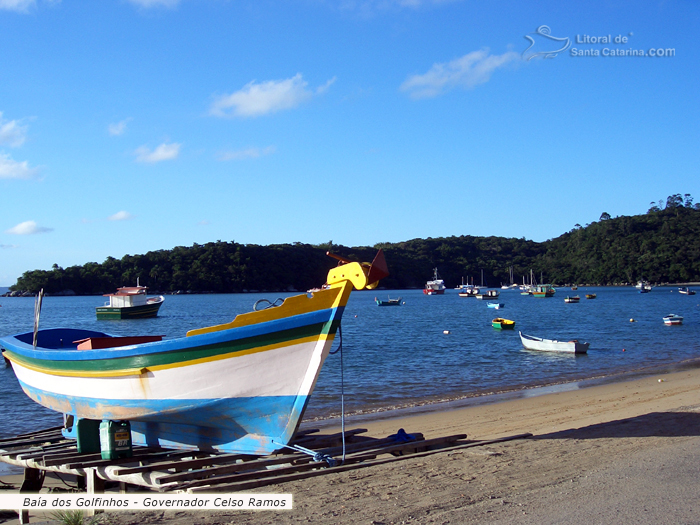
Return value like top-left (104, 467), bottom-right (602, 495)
top-left (531, 284), bottom-right (556, 298)
top-left (96, 282), bottom-right (164, 319)
top-left (636, 280), bottom-right (652, 292)
top-left (376, 296), bottom-right (402, 306)
top-left (663, 314), bottom-right (683, 325)
top-left (487, 302), bottom-right (504, 309)
top-left (585, 293), bottom-right (597, 299)
top-left (519, 332), bottom-right (589, 354)
top-left (564, 295), bottom-right (580, 303)
top-left (678, 287), bottom-right (696, 295)
top-left (492, 318), bottom-right (515, 330)
top-left (424, 268), bottom-right (446, 295)
top-left (0, 250), bottom-right (389, 456)
top-left (476, 289), bottom-right (500, 300)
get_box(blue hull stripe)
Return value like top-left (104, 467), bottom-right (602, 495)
top-left (20, 381), bottom-right (307, 455)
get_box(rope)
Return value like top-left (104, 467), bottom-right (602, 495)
top-left (253, 298), bottom-right (284, 311)
top-left (328, 324), bottom-right (346, 465)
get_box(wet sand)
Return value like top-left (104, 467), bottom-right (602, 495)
top-left (2, 366), bottom-right (700, 524)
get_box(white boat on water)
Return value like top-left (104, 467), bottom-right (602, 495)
top-left (636, 280), bottom-right (652, 292)
top-left (519, 332), bottom-right (589, 354)
top-left (424, 268), bottom-right (446, 295)
top-left (663, 314), bottom-right (683, 325)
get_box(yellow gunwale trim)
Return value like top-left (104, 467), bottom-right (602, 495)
top-left (186, 281), bottom-right (353, 337)
top-left (4, 333), bottom-right (336, 378)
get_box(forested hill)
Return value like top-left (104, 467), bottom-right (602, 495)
top-left (10, 195), bottom-right (700, 295)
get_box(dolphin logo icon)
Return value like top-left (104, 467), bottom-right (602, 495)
top-left (522, 25), bottom-right (570, 60)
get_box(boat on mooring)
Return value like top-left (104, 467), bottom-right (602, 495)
top-left (663, 314), bottom-right (683, 325)
top-left (678, 287), bottom-right (696, 296)
top-left (376, 295), bottom-right (402, 306)
top-left (564, 295), bottom-right (580, 303)
top-left (519, 332), bottom-right (589, 354)
top-left (0, 250), bottom-right (389, 456)
top-left (424, 268), bottom-right (446, 295)
top-left (96, 281), bottom-right (164, 319)
top-left (492, 318), bottom-right (515, 330)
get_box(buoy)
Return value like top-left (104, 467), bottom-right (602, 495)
top-left (622, 348), bottom-right (626, 352)
top-left (630, 318), bottom-right (635, 322)
top-left (443, 330), bottom-right (450, 335)
top-left (658, 379), bottom-right (664, 383)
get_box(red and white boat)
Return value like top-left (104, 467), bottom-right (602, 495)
top-left (423, 268), bottom-right (446, 295)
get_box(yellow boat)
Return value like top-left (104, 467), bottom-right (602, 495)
top-left (492, 318), bottom-right (515, 330)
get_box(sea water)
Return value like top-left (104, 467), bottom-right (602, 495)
top-left (0, 287), bottom-right (698, 437)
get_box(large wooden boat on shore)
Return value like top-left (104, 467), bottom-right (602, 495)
top-left (0, 251), bottom-right (389, 456)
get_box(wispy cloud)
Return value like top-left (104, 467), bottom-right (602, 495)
top-left (108, 211), bottom-right (135, 221)
top-left (108, 118), bottom-right (132, 136)
top-left (126, 0), bottom-right (180, 8)
top-left (218, 146), bottom-right (276, 161)
top-left (0, 153), bottom-right (40, 179)
top-left (134, 142), bottom-right (181, 163)
top-left (210, 74), bottom-right (334, 118)
top-left (5, 220), bottom-right (53, 235)
top-left (400, 49), bottom-right (519, 99)
top-left (0, 112), bottom-right (29, 147)
top-left (0, 0), bottom-right (35, 12)
top-left (0, 244), bottom-right (18, 249)
top-left (0, 0), bottom-right (59, 13)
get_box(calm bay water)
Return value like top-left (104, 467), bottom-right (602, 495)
top-left (1, 287), bottom-right (699, 437)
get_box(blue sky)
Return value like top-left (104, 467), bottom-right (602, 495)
top-left (0, 0), bottom-right (698, 286)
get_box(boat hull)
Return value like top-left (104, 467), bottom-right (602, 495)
top-left (96, 298), bottom-right (164, 319)
top-left (519, 331), bottom-right (588, 354)
top-left (1, 282), bottom-right (353, 455)
top-left (492, 318), bottom-right (515, 330)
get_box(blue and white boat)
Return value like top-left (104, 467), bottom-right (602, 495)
top-left (0, 251), bottom-right (389, 456)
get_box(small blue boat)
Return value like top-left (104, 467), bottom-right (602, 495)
top-left (487, 302), bottom-right (504, 309)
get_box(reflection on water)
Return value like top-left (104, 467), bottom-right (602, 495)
top-left (0, 286), bottom-right (699, 435)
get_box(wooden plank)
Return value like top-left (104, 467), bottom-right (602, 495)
top-left (114, 452), bottom-right (250, 476)
top-left (0, 427), bottom-right (63, 444)
top-left (63, 448), bottom-right (165, 469)
top-left (162, 434), bottom-right (452, 489)
top-left (290, 428), bottom-right (368, 448)
top-left (154, 453), bottom-right (312, 485)
top-left (187, 433), bottom-right (531, 493)
top-left (174, 455), bottom-right (376, 492)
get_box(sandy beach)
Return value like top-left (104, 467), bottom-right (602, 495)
top-left (2, 365), bottom-right (700, 524)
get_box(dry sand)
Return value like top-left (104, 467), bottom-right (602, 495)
top-left (2, 365), bottom-right (700, 524)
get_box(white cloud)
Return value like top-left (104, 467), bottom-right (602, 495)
top-left (218, 146), bottom-right (276, 161)
top-left (108, 211), bottom-right (135, 221)
top-left (400, 49), bottom-right (519, 99)
top-left (5, 220), bottom-right (53, 235)
top-left (210, 73), bottom-right (333, 118)
top-left (108, 118), bottom-right (132, 136)
top-left (0, 112), bottom-right (29, 147)
top-left (0, 0), bottom-right (34, 12)
top-left (0, 0), bottom-right (59, 13)
top-left (0, 153), bottom-right (39, 179)
top-left (134, 142), bottom-right (181, 163)
top-left (126, 0), bottom-right (179, 8)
